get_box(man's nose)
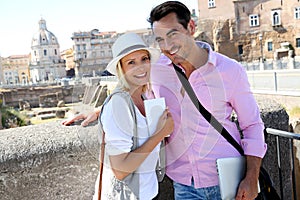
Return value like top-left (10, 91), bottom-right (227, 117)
top-left (160, 38), bottom-right (173, 51)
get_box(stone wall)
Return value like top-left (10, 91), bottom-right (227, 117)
top-left (0, 84), bottom-right (86, 108)
top-left (0, 98), bottom-right (299, 200)
top-left (0, 120), bottom-right (99, 199)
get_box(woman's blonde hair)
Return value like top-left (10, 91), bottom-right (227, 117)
top-left (116, 62), bottom-right (131, 91)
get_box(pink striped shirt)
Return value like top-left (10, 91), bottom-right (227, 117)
top-left (150, 41), bottom-right (267, 188)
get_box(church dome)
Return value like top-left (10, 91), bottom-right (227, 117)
top-left (31, 18), bottom-right (59, 47)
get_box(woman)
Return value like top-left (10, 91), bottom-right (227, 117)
top-left (93, 32), bottom-right (174, 200)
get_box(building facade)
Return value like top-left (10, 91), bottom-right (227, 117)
top-left (0, 57), bottom-right (3, 84)
top-left (71, 28), bottom-right (154, 78)
top-left (71, 29), bottom-right (117, 78)
top-left (197, 0), bottom-right (300, 63)
top-left (30, 18), bottom-right (66, 83)
top-left (1, 55), bottom-right (30, 85)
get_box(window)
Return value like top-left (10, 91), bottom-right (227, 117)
top-left (271, 10), bottom-right (281, 26)
top-left (54, 49), bottom-right (57, 55)
top-left (83, 44), bottom-right (86, 50)
top-left (295, 7), bottom-right (300, 19)
top-left (208, 0), bottom-right (215, 8)
top-left (267, 42), bottom-right (273, 51)
top-left (249, 14), bottom-right (259, 27)
top-left (100, 51), bottom-right (105, 57)
top-left (296, 38), bottom-right (300, 48)
top-left (238, 45), bottom-right (243, 55)
top-left (77, 45), bottom-right (80, 51)
top-left (44, 50), bottom-right (47, 56)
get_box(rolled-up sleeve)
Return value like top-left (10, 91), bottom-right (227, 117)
top-left (230, 66), bottom-right (267, 158)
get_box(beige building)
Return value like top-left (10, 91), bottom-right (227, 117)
top-left (60, 48), bottom-right (75, 77)
top-left (71, 29), bottom-right (117, 77)
top-left (61, 48), bottom-right (75, 71)
top-left (0, 57), bottom-right (3, 84)
top-left (1, 55), bottom-right (30, 85)
top-left (197, 0), bottom-right (300, 62)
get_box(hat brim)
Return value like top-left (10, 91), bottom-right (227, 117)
top-left (106, 47), bottom-right (161, 76)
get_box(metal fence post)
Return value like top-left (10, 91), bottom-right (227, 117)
top-left (274, 71), bottom-right (278, 92)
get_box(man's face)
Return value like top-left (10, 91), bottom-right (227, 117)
top-left (152, 13), bottom-right (194, 65)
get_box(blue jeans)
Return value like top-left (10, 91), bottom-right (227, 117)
top-left (173, 179), bottom-right (221, 200)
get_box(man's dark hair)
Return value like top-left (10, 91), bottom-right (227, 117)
top-left (148, 1), bottom-right (191, 29)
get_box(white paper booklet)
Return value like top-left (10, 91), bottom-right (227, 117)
top-left (144, 98), bottom-right (166, 135)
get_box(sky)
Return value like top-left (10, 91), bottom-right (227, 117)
top-left (0, 0), bottom-right (198, 57)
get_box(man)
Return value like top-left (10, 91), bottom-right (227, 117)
top-left (148, 1), bottom-right (266, 199)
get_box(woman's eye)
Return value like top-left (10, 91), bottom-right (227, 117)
top-left (143, 56), bottom-right (150, 61)
top-left (128, 61), bottom-right (135, 65)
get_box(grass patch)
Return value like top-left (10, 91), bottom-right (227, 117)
top-left (0, 106), bottom-right (28, 128)
top-left (288, 106), bottom-right (300, 119)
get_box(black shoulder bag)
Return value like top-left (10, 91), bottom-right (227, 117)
top-left (172, 63), bottom-right (280, 200)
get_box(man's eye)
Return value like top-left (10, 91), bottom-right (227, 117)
top-left (156, 38), bottom-right (163, 43)
top-left (168, 31), bottom-right (178, 38)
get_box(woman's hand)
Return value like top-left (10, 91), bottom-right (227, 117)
top-left (156, 108), bottom-right (174, 137)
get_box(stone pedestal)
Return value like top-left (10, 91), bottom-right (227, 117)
top-left (256, 97), bottom-right (292, 200)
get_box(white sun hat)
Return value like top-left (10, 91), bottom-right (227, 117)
top-left (106, 32), bottom-right (161, 75)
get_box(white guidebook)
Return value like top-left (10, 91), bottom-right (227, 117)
top-left (144, 98), bottom-right (166, 135)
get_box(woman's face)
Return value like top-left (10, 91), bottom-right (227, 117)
top-left (120, 50), bottom-right (151, 89)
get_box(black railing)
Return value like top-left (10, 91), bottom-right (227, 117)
top-left (266, 128), bottom-right (300, 200)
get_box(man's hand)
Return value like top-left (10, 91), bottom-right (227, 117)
top-left (61, 113), bottom-right (87, 126)
top-left (235, 156), bottom-right (261, 200)
top-left (81, 112), bottom-right (98, 126)
top-left (235, 175), bottom-right (259, 200)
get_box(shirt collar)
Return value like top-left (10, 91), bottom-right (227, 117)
top-left (196, 41), bottom-right (216, 67)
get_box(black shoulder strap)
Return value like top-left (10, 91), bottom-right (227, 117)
top-left (172, 63), bottom-right (244, 156)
